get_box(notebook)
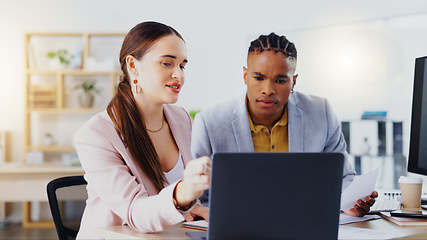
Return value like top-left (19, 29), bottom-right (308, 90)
top-left (186, 152), bottom-right (344, 240)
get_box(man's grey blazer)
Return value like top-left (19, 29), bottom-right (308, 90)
top-left (191, 91), bottom-right (355, 195)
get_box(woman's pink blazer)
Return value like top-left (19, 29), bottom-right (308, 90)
top-left (74, 105), bottom-right (193, 239)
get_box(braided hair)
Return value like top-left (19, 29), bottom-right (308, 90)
top-left (248, 32), bottom-right (297, 60)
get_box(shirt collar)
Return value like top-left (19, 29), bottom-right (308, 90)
top-left (246, 99), bottom-right (288, 132)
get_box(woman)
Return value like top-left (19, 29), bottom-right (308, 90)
top-left (74, 21), bottom-right (210, 239)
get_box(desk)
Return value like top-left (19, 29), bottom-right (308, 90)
top-left (348, 218), bottom-right (427, 239)
top-left (0, 163), bottom-right (84, 228)
top-left (97, 224), bottom-right (200, 239)
top-left (97, 218), bottom-right (427, 240)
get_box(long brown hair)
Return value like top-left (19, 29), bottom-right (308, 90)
top-left (107, 21), bottom-right (184, 192)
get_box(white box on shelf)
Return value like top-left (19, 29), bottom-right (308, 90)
top-left (62, 153), bottom-right (80, 167)
top-left (26, 151), bottom-right (44, 164)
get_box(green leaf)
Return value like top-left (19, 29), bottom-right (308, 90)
top-left (74, 79), bottom-right (99, 94)
top-left (47, 49), bottom-right (72, 65)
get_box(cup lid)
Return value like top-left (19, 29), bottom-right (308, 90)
top-left (398, 176), bottom-right (423, 183)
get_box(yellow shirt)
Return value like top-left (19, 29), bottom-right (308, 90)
top-left (248, 105), bottom-right (289, 152)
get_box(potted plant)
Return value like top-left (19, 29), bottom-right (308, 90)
top-left (43, 133), bottom-right (54, 145)
top-left (47, 49), bottom-right (73, 69)
top-left (74, 79), bottom-right (99, 108)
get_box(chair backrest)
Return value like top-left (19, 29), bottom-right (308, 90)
top-left (47, 175), bottom-right (87, 240)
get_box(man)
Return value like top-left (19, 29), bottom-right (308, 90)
top-left (191, 32), bottom-right (377, 217)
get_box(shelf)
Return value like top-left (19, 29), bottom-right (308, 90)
top-left (0, 162), bottom-right (83, 174)
top-left (25, 32), bottom-right (125, 37)
top-left (28, 108), bottom-right (104, 113)
top-left (26, 69), bottom-right (122, 75)
top-left (26, 145), bottom-right (75, 152)
top-left (21, 31), bottom-right (125, 229)
top-left (25, 32), bottom-right (84, 36)
top-left (348, 154), bottom-right (405, 158)
top-left (24, 32), bottom-right (124, 164)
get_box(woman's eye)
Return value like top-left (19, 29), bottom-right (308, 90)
top-left (180, 65), bottom-right (186, 70)
top-left (162, 62), bottom-right (172, 67)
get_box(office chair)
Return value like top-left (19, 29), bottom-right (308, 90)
top-left (47, 175), bottom-right (87, 240)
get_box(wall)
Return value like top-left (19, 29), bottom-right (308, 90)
top-left (283, 14), bottom-right (427, 188)
top-left (1, 0), bottom-right (427, 164)
top-left (1, 0), bottom-right (427, 221)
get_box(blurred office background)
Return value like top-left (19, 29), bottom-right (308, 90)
top-left (1, 0), bottom-right (427, 224)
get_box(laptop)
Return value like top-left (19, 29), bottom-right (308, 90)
top-left (186, 152), bottom-right (344, 240)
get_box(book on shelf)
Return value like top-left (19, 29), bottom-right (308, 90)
top-left (361, 111), bottom-right (387, 120)
top-left (379, 212), bottom-right (427, 226)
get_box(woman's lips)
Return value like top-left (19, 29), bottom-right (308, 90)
top-left (166, 83), bottom-right (181, 93)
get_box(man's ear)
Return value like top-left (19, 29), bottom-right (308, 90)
top-left (292, 74), bottom-right (298, 91)
top-left (126, 55), bottom-right (138, 77)
top-left (243, 66), bottom-right (248, 85)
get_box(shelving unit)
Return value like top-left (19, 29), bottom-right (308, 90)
top-left (0, 131), bottom-right (10, 223)
top-left (341, 120), bottom-right (406, 189)
top-left (21, 32), bottom-right (125, 227)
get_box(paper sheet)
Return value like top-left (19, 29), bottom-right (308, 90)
top-left (181, 220), bottom-right (208, 229)
top-left (338, 225), bottom-right (408, 239)
top-left (340, 168), bottom-right (379, 210)
top-left (339, 213), bottom-right (380, 225)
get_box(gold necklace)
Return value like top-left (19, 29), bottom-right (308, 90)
top-left (146, 119), bottom-right (165, 133)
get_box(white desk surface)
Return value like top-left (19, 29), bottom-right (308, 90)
top-left (0, 162), bottom-right (83, 173)
top-left (97, 224), bottom-right (198, 240)
top-left (0, 162), bottom-right (84, 202)
top-left (347, 217), bottom-right (427, 239)
top-left (97, 217), bottom-right (427, 240)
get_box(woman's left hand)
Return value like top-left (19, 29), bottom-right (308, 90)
top-left (184, 205), bottom-right (209, 222)
top-left (343, 191), bottom-right (378, 217)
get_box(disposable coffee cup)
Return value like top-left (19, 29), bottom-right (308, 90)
top-left (399, 176), bottom-right (423, 209)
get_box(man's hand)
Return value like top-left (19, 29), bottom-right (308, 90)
top-left (343, 191), bottom-right (378, 217)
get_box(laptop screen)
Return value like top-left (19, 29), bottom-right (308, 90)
top-left (207, 152), bottom-right (344, 240)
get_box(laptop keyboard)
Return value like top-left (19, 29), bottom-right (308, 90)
top-left (369, 198), bottom-right (401, 213)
